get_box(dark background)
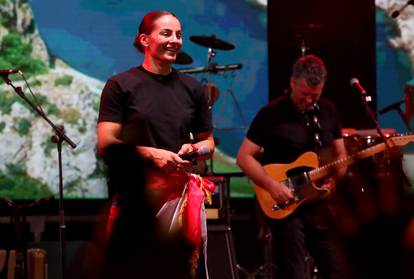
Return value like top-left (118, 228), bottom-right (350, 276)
top-left (268, 0), bottom-right (377, 129)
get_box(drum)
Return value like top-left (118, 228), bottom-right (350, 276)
top-left (343, 134), bottom-right (363, 154)
top-left (342, 128), bottom-right (397, 154)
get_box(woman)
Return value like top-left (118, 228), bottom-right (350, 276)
top-left (97, 10), bottom-right (215, 278)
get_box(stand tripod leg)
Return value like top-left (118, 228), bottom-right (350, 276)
top-left (236, 264), bottom-right (264, 279)
top-left (213, 88), bottom-right (247, 130)
top-left (227, 89), bottom-right (248, 127)
top-left (262, 232), bottom-right (277, 279)
top-left (235, 231), bottom-right (277, 279)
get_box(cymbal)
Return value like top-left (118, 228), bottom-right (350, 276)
top-left (178, 63), bottom-right (242, 74)
top-left (190, 35), bottom-right (235, 50)
top-left (279, 23), bottom-right (330, 48)
top-left (174, 51), bottom-right (193, 65)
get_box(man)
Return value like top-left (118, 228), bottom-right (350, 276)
top-left (237, 55), bottom-right (349, 279)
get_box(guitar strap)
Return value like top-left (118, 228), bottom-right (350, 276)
top-left (304, 103), bottom-right (322, 156)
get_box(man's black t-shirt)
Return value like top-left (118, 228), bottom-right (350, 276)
top-left (247, 95), bottom-right (342, 165)
top-left (98, 66), bottom-right (212, 153)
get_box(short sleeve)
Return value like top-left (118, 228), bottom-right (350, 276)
top-left (327, 100), bottom-right (342, 140)
top-left (332, 109), bottom-right (342, 140)
top-left (191, 83), bottom-right (213, 134)
top-left (246, 108), bottom-right (267, 147)
top-left (98, 79), bottom-right (125, 123)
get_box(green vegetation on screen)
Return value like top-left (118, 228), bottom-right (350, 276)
top-left (0, 33), bottom-right (48, 76)
top-left (0, 164), bottom-right (52, 199)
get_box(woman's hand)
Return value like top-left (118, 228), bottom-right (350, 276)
top-left (178, 143), bottom-right (211, 162)
top-left (137, 146), bottom-right (189, 173)
top-left (177, 143), bottom-right (196, 159)
top-left (152, 148), bottom-right (190, 173)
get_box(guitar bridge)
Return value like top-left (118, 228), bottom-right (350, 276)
top-left (272, 195), bottom-right (300, 211)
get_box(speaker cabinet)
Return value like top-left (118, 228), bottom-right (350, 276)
top-left (207, 225), bottom-right (238, 279)
top-left (204, 176), bottom-right (225, 220)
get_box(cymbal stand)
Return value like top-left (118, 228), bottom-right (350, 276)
top-left (202, 47), bottom-right (246, 171)
top-left (300, 38), bottom-right (308, 57)
top-left (215, 90), bottom-right (248, 129)
top-left (202, 45), bottom-right (247, 130)
top-left (356, 82), bottom-right (412, 187)
top-left (213, 71), bottom-right (248, 131)
top-left (177, 63), bottom-right (244, 173)
top-left (208, 47), bottom-right (216, 64)
top-left (206, 47), bottom-right (219, 174)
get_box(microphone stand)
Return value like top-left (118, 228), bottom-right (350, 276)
top-left (357, 90), bottom-right (390, 144)
top-left (379, 99), bottom-right (413, 132)
top-left (358, 87), bottom-right (412, 187)
top-left (1, 75), bottom-right (76, 279)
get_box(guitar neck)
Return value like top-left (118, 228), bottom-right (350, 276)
top-left (308, 135), bottom-right (414, 182)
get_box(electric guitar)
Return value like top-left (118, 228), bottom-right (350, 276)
top-left (254, 134), bottom-right (414, 220)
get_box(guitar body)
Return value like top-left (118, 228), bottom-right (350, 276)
top-left (254, 152), bottom-right (329, 220)
top-left (253, 134), bottom-right (414, 220)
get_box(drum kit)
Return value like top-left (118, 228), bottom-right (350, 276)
top-left (175, 34), bottom-right (246, 129)
top-left (179, 28), bottom-right (412, 155)
top-left (175, 25), bottom-right (332, 131)
top-left (342, 128), bottom-right (399, 155)
top-left (175, 34), bottom-right (237, 66)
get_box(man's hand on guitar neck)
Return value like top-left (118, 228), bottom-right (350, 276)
top-left (267, 180), bottom-right (294, 204)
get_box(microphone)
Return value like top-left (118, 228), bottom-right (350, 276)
top-left (391, 0), bottom-right (414, 18)
top-left (0, 69), bottom-right (19, 76)
top-left (180, 146), bottom-right (210, 161)
top-left (350, 78), bottom-right (372, 102)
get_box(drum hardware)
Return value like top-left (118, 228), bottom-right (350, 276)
top-left (351, 128), bottom-right (397, 138)
top-left (203, 81), bottom-right (220, 108)
top-left (178, 63), bottom-right (242, 74)
top-left (179, 34), bottom-right (246, 173)
top-left (189, 34), bottom-right (235, 51)
top-left (379, 99), bottom-right (412, 132)
top-left (276, 23), bottom-right (331, 100)
top-left (350, 78), bottom-right (393, 151)
top-left (178, 63), bottom-right (245, 131)
top-left (342, 128), bottom-right (398, 154)
top-left (187, 35), bottom-right (245, 129)
top-left (278, 23), bottom-right (330, 57)
top-left (173, 50), bottom-right (193, 65)
top-left (190, 34), bottom-right (235, 66)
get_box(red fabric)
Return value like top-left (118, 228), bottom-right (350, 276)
top-left (105, 199), bottom-right (121, 242)
top-left (159, 174), bottom-right (216, 247)
top-left (183, 175), bottom-right (216, 247)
